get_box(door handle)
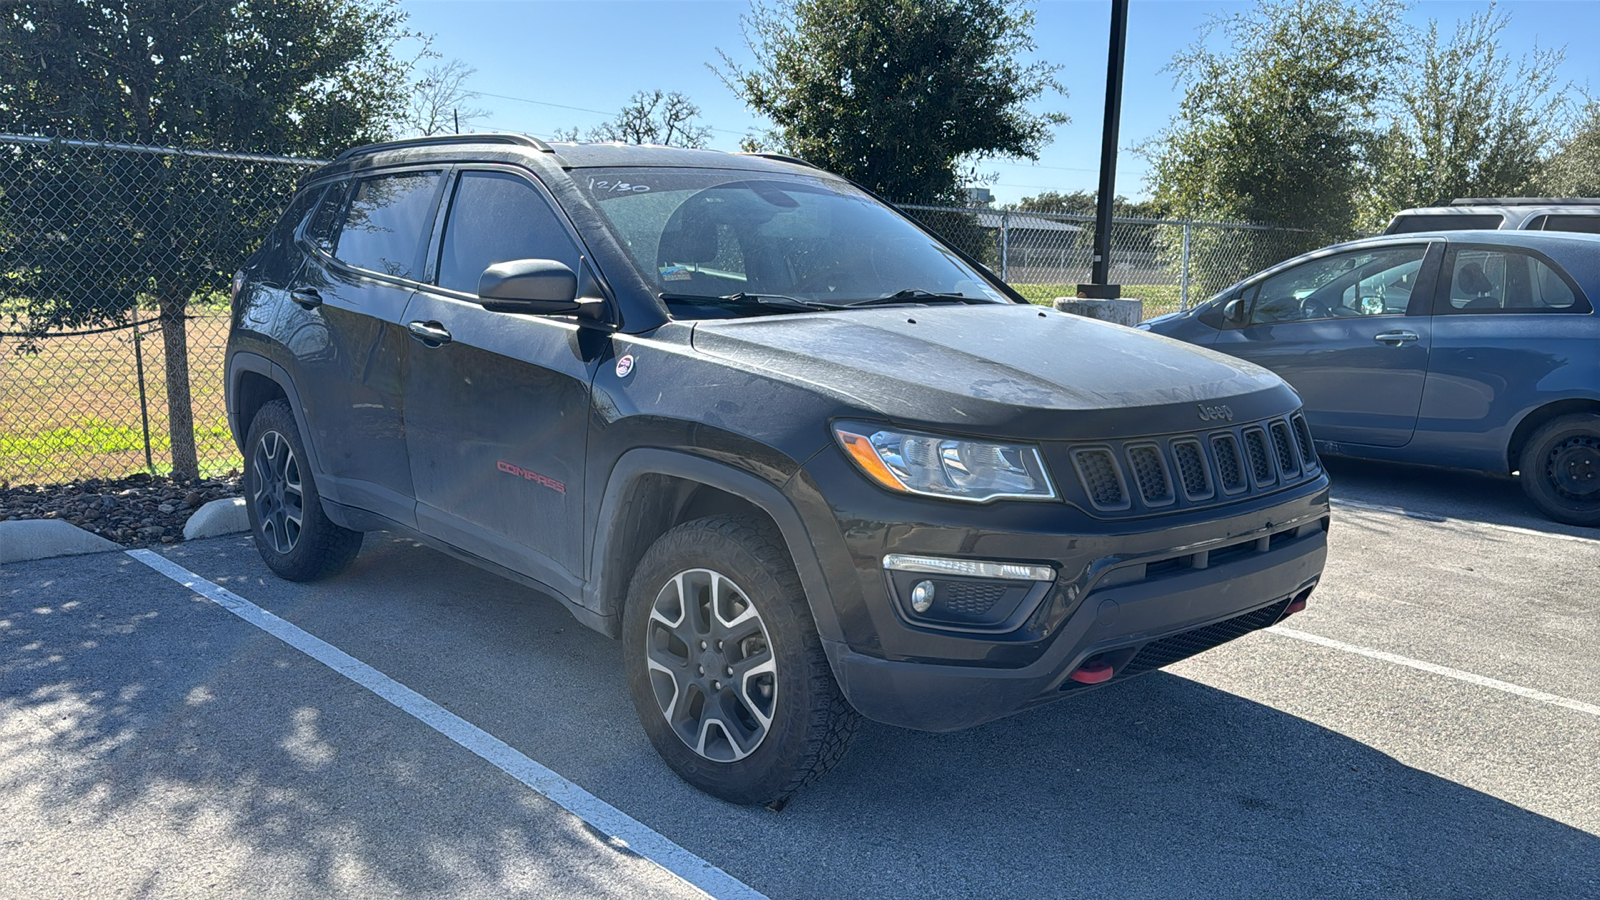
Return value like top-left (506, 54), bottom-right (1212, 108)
top-left (1373, 331), bottom-right (1419, 346)
top-left (407, 320), bottom-right (452, 347)
top-left (290, 288), bottom-right (322, 309)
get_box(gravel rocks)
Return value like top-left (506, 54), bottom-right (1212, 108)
top-left (0, 472), bottom-right (242, 548)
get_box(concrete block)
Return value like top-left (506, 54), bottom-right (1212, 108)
top-left (1052, 297), bottom-right (1144, 327)
top-left (183, 497), bottom-right (250, 540)
top-left (0, 519), bottom-right (120, 564)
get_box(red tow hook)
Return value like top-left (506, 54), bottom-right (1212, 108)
top-left (1069, 660), bottom-right (1114, 684)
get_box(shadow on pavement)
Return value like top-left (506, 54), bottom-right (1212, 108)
top-left (1324, 456), bottom-right (1598, 540)
top-left (0, 549), bottom-right (691, 898)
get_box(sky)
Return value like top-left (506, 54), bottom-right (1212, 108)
top-left (401, 0), bottom-right (1599, 204)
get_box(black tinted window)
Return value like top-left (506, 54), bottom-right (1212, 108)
top-left (305, 181), bottom-right (347, 253)
top-left (1533, 215), bottom-right (1600, 235)
top-left (437, 171), bottom-right (580, 294)
top-left (257, 185), bottom-right (323, 285)
top-left (1387, 214), bottom-right (1503, 234)
top-left (331, 172), bottom-right (443, 279)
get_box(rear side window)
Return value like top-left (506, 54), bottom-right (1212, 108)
top-left (329, 171), bottom-right (444, 279)
top-left (1528, 214), bottom-right (1600, 235)
top-left (436, 171), bottom-right (582, 294)
top-left (1386, 213), bottom-right (1504, 234)
top-left (1438, 247), bottom-right (1589, 313)
top-left (255, 185), bottom-right (324, 285)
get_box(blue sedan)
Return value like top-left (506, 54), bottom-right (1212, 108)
top-left (1142, 230), bottom-right (1600, 525)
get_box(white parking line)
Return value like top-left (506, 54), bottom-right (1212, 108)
top-left (1329, 497), bottom-right (1600, 544)
top-left (1271, 626), bottom-right (1600, 720)
top-left (128, 549), bottom-right (766, 900)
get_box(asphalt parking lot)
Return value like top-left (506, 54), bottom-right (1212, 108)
top-left (4, 458), bottom-right (1598, 899)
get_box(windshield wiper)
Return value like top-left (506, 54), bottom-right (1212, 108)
top-left (659, 291), bottom-right (846, 312)
top-left (844, 289), bottom-right (982, 308)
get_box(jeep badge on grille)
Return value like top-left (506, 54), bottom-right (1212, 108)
top-left (1197, 403), bottom-right (1234, 422)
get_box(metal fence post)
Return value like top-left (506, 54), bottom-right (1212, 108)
top-left (1180, 221), bottom-right (1192, 310)
top-left (132, 322), bottom-right (155, 474)
top-left (1000, 210), bottom-right (1010, 282)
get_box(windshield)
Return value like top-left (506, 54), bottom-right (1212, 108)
top-left (574, 167), bottom-right (1008, 316)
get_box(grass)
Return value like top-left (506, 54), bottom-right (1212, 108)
top-left (0, 311), bottom-right (240, 484)
top-left (1010, 283), bottom-right (1190, 320)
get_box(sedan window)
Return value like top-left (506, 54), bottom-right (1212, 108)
top-left (1247, 246), bottom-right (1427, 325)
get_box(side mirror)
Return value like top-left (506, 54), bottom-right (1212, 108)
top-left (1222, 297), bottom-right (1246, 325)
top-left (478, 258), bottom-right (603, 319)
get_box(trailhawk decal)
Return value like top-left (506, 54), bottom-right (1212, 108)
top-left (497, 460), bottom-right (567, 494)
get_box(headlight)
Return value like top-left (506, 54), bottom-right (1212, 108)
top-left (833, 423), bottom-right (1056, 502)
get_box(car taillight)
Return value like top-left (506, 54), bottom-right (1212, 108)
top-left (231, 270), bottom-right (245, 305)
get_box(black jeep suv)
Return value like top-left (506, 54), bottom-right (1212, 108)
top-left (227, 134), bottom-right (1330, 805)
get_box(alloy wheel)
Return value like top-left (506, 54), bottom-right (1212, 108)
top-left (252, 429), bottom-right (304, 554)
top-left (644, 568), bottom-right (777, 762)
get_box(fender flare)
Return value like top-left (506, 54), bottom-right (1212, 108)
top-left (226, 351), bottom-right (327, 479)
top-left (585, 448), bottom-right (844, 644)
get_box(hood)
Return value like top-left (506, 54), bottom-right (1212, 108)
top-left (690, 304), bottom-right (1298, 440)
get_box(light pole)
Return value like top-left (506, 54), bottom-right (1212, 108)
top-left (1078, 0), bottom-right (1129, 300)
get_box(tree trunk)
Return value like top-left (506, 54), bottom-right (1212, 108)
top-left (157, 284), bottom-right (199, 481)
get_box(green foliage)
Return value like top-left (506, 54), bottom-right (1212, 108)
top-left (1539, 99), bottom-right (1600, 197)
top-left (1362, 8), bottom-right (1567, 228)
top-left (0, 0), bottom-right (416, 157)
top-left (1147, 0), bottom-right (1402, 235)
top-left (717, 0), bottom-right (1067, 204)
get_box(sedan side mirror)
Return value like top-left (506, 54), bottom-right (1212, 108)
top-left (1222, 297), bottom-right (1246, 325)
top-left (478, 258), bottom-right (604, 319)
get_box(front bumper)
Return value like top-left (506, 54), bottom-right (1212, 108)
top-left (791, 446), bottom-right (1330, 732)
top-left (825, 523), bottom-right (1323, 731)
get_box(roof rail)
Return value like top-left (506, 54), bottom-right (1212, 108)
top-left (1448, 197), bottom-right (1600, 207)
top-left (333, 133), bottom-right (553, 162)
top-left (739, 152), bottom-right (819, 170)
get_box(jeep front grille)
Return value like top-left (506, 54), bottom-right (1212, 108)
top-left (1062, 412), bottom-right (1320, 515)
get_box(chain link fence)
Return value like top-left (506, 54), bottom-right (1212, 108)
top-left (896, 203), bottom-right (1347, 317)
top-left (1, 133), bottom-right (322, 486)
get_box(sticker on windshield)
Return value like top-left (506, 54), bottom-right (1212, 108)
top-left (659, 265), bottom-right (693, 282)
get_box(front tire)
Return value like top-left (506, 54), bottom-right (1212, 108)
top-left (243, 399), bottom-right (363, 580)
top-left (623, 515), bottom-right (859, 806)
top-left (1519, 413), bottom-right (1600, 527)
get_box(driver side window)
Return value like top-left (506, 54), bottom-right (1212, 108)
top-left (1247, 245), bottom-right (1428, 326)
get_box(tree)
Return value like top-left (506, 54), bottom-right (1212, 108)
top-left (0, 0), bottom-right (417, 480)
top-left (1144, 0), bottom-right (1402, 294)
top-left (1363, 8), bottom-right (1567, 227)
top-left (559, 90), bottom-right (713, 147)
top-left (1147, 0), bottom-right (1402, 232)
top-left (404, 58), bottom-right (488, 136)
top-left (716, 0), bottom-right (1066, 205)
top-left (1539, 99), bottom-right (1600, 197)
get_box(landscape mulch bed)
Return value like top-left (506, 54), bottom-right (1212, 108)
top-left (1, 472), bottom-right (243, 548)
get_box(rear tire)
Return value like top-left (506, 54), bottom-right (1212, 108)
top-left (243, 399), bottom-right (363, 580)
top-left (1518, 413), bottom-right (1600, 527)
top-left (622, 514), bottom-right (859, 806)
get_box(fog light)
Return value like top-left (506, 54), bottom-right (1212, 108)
top-left (910, 580), bottom-right (936, 613)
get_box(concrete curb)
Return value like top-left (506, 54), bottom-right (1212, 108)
top-left (0, 519), bottom-right (121, 565)
top-left (183, 497), bottom-right (249, 540)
